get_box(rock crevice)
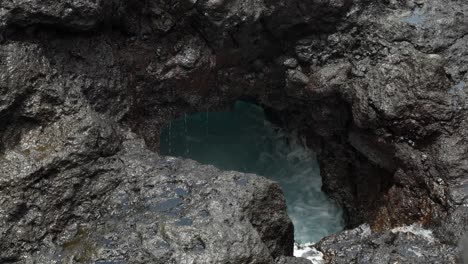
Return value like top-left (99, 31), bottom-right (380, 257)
top-left (1, 0), bottom-right (467, 263)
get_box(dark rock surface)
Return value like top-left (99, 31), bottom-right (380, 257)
top-left (1, 0), bottom-right (468, 263)
top-left (275, 256), bottom-right (313, 264)
top-left (1, 131), bottom-right (293, 263)
top-left (315, 224), bottom-right (459, 264)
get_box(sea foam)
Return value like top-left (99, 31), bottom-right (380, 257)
top-left (160, 101), bottom-right (344, 243)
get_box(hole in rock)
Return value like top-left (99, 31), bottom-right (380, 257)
top-left (160, 100), bottom-right (344, 245)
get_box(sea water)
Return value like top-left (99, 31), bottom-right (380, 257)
top-left (160, 101), bottom-right (343, 244)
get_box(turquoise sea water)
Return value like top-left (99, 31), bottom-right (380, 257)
top-left (160, 101), bottom-right (343, 243)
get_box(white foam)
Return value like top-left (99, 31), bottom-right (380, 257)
top-left (294, 243), bottom-right (324, 264)
top-left (391, 224), bottom-right (434, 243)
top-left (160, 101), bottom-right (344, 243)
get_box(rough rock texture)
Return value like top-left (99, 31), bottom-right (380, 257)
top-left (1, 0), bottom-right (468, 263)
top-left (315, 224), bottom-right (459, 264)
top-left (275, 256), bottom-right (313, 264)
top-left (1, 129), bottom-right (294, 263)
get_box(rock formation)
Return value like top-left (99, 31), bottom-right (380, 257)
top-left (1, 0), bottom-right (467, 263)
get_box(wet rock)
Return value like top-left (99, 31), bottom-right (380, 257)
top-left (1, 134), bottom-right (293, 262)
top-left (262, 0), bottom-right (352, 38)
top-left (315, 224), bottom-right (458, 263)
top-left (1, 0), bottom-right (468, 262)
top-left (460, 233), bottom-right (468, 264)
top-left (275, 256), bottom-right (313, 264)
top-left (434, 206), bottom-right (468, 245)
top-left (0, 10), bottom-right (294, 261)
top-left (283, 58), bottom-right (298, 69)
top-left (0, 0), bottom-right (124, 30)
top-left (307, 61), bottom-right (352, 98)
top-left (283, 0), bottom-right (468, 234)
top-left (285, 69), bottom-right (309, 98)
